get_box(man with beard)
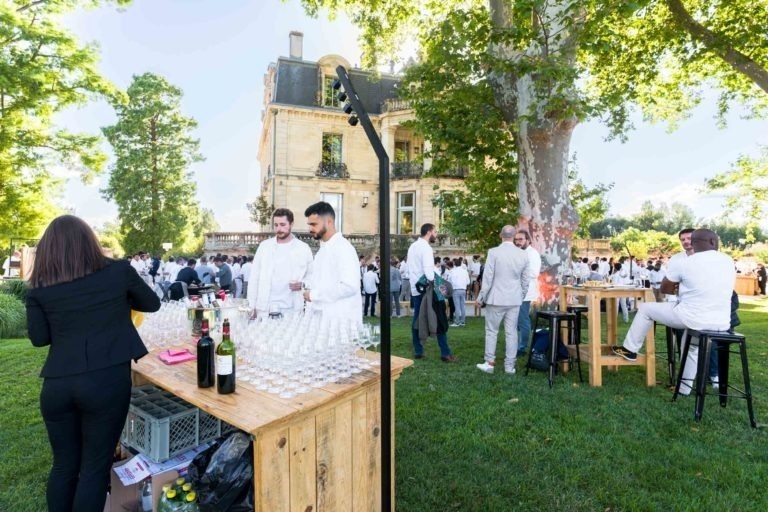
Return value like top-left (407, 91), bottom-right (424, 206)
top-left (247, 208), bottom-right (313, 318)
top-left (407, 223), bottom-right (457, 362)
top-left (302, 202), bottom-right (362, 324)
top-left (512, 229), bottom-right (541, 356)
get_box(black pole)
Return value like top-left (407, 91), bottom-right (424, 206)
top-left (335, 65), bottom-right (392, 512)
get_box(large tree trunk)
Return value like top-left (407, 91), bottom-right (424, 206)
top-left (515, 115), bottom-right (579, 304)
top-left (488, 0), bottom-right (581, 304)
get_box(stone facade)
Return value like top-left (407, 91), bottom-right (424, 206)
top-left (255, 37), bottom-right (468, 237)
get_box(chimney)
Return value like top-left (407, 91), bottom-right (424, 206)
top-left (289, 31), bottom-right (303, 60)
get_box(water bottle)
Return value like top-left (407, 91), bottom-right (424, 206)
top-left (138, 477), bottom-right (152, 512)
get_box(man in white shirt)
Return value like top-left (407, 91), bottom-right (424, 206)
top-left (240, 256), bottom-right (252, 298)
top-left (666, 228), bottom-right (695, 302)
top-left (399, 256), bottom-right (410, 303)
top-left (362, 264), bottom-right (380, 317)
top-left (407, 223), bottom-right (457, 362)
top-left (130, 253), bottom-right (145, 276)
top-left (612, 229), bottom-right (735, 394)
top-left (513, 229), bottom-right (541, 355)
top-left (302, 202), bottom-right (362, 325)
top-left (449, 258), bottom-right (470, 327)
top-left (248, 208), bottom-right (313, 318)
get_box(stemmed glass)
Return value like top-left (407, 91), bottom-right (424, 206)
top-left (369, 325), bottom-right (381, 366)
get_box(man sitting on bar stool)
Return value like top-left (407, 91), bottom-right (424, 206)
top-left (611, 229), bottom-right (735, 395)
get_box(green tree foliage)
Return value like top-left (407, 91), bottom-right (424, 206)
top-left (569, 165), bottom-right (612, 239)
top-left (246, 196), bottom-right (275, 229)
top-left (0, 0), bottom-right (128, 248)
top-left (705, 146), bottom-right (768, 243)
top-left (94, 220), bottom-right (124, 257)
top-left (101, 73), bottom-right (205, 255)
top-left (297, 0), bottom-right (767, 300)
top-left (609, 227), bottom-right (679, 259)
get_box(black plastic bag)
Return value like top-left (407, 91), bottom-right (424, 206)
top-left (191, 431), bottom-right (253, 512)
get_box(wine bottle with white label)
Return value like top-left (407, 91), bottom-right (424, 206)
top-left (216, 318), bottom-right (236, 394)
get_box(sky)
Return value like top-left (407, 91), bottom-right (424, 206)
top-left (55, 0), bottom-right (768, 232)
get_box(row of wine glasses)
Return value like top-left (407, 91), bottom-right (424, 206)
top-left (136, 301), bottom-right (190, 349)
top-left (231, 312), bottom-right (381, 398)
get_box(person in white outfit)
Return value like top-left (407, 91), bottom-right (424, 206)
top-left (449, 258), bottom-right (470, 326)
top-left (476, 225), bottom-right (531, 375)
top-left (611, 261), bottom-right (630, 322)
top-left (612, 229), bottom-right (735, 395)
top-left (247, 208), bottom-right (313, 318)
top-left (513, 229), bottom-right (541, 355)
top-left (302, 202), bottom-right (362, 325)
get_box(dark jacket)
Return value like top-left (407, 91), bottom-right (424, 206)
top-left (26, 259), bottom-right (161, 378)
top-left (177, 266), bottom-right (201, 286)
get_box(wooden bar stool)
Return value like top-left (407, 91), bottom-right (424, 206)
top-left (673, 330), bottom-right (756, 428)
top-left (525, 310), bottom-right (577, 388)
top-left (565, 304), bottom-right (587, 383)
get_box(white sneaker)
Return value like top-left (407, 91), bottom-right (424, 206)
top-left (505, 368), bottom-right (516, 375)
top-left (450, 323), bottom-right (462, 328)
top-left (476, 362), bottom-right (495, 374)
top-left (711, 376), bottom-right (720, 389)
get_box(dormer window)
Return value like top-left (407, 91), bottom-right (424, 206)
top-left (322, 76), bottom-right (345, 108)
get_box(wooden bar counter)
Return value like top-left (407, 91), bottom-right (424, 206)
top-left (132, 350), bottom-right (412, 512)
top-left (560, 285), bottom-right (656, 387)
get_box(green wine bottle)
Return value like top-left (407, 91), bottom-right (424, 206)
top-left (216, 318), bottom-right (236, 394)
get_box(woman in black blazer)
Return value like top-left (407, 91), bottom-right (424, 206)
top-left (26, 215), bottom-right (161, 512)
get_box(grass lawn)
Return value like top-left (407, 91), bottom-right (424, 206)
top-left (3, 298), bottom-right (768, 511)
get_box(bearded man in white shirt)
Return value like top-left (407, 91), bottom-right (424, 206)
top-left (513, 229), bottom-right (541, 355)
top-left (302, 202), bottom-right (362, 325)
top-left (612, 229), bottom-right (735, 395)
top-left (248, 208), bottom-right (313, 318)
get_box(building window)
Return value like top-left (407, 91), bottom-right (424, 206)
top-left (317, 133), bottom-right (348, 178)
top-left (322, 76), bottom-right (344, 108)
top-left (397, 192), bottom-right (415, 234)
top-left (394, 140), bottom-right (410, 163)
top-left (439, 191), bottom-right (456, 225)
top-left (321, 192), bottom-right (343, 232)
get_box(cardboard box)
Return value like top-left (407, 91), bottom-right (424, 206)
top-left (104, 459), bottom-right (179, 512)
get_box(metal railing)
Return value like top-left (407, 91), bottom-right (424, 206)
top-left (315, 162), bottom-right (350, 179)
top-left (391, 161), bottom-right (424, 179)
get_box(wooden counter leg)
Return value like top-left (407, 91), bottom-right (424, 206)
top-left (606, 297), bottom-right (618, 372)
top-left (588, 293), bottom-right (602, 386)
top-left (644, 291), bottom-right (657, 387)
top-left (254, 428), bottom-right (290, 512)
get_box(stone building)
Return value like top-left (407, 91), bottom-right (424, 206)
top-left (256, 32), bottom-right (468, 239)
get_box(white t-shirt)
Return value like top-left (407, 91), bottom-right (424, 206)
top-left (666, 251), bottom-right (688, 301)
top-left (399, 260), bottom-right (409, 280)
top-left (268, 243), bottom-right (296, 309)
top-left (524, 246), bottom-right (542, 302)
top-left (450, 266), bottom-right (470, 290)
top-left (407, 238), bottom-right (436, 296)
top-left (666, 250), bottom-right (735, 331)
top-left (362, 270), bottom-right (379, 294)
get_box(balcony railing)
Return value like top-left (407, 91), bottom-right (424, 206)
top-left (391, 162), bottom-right (469, 180)
top-left (381, 98), bottom-right (412, 113)
top-left (391, 161), bottom-right (424, 179)
top-left (316, 162), bottom-right (349, 179)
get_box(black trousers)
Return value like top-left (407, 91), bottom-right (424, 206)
top-left (364, 292), bottom-right (377, 316)
top-left (40, 363), bottom-right (131, 512)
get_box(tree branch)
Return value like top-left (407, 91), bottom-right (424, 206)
top-left (664, 0), bottom-right (768, 94)
top-left (16, 1), bottom-right (48, 13)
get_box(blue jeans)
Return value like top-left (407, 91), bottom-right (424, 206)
top-left (452, 290), bottom-right (466, 324)
top-left (517, 301), bottom-right (532, 352)
top-left (391, 292), bottom-right (401, 316)
top-left (411, 294), bottom-right (452, 357)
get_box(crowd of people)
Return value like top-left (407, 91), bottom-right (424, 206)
top-left (19, 202), bottom-right (759, 511)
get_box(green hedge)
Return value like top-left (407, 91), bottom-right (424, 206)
top-left (0, 279), bottom-right (27, 302)
top-left (0, 293), bottom-right (26, 339)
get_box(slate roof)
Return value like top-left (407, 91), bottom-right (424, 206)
top-left (273, 57), bottom-right (400, 114)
